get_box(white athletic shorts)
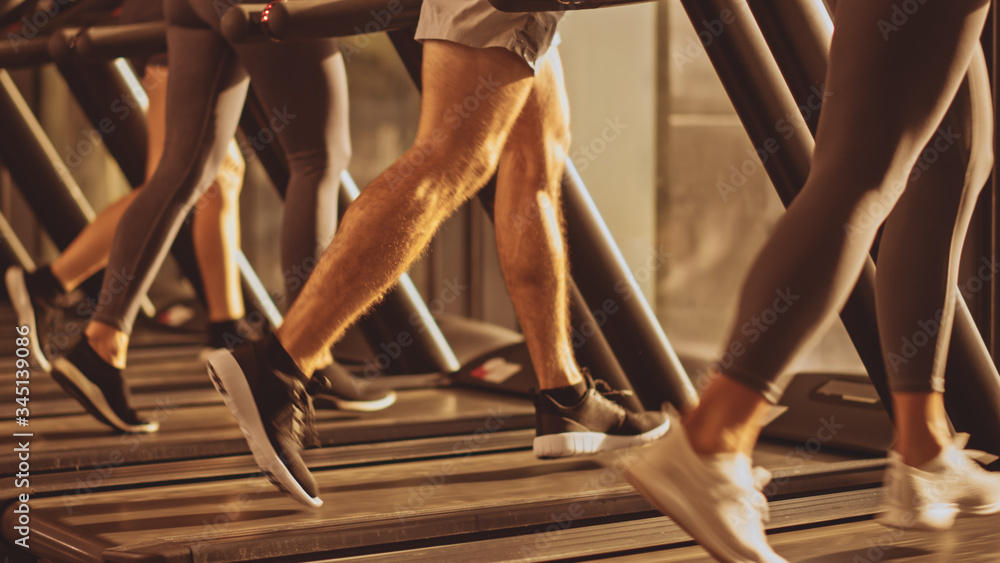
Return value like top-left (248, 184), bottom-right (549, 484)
top-left (415, 0), bottom-right (563, 71)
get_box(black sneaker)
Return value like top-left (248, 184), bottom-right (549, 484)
top-left (532, 371), bottom-right (670, 458)
top-left (51, 340), bottom-right (159, 433)
top-left (6, 266), bottom-right (58, 372)
top-left (308, 362), bottom-right (397, 412)
top-left (206, 336), bottom-right (322, 508)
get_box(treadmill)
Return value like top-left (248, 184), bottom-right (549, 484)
top-left (4, 0), bottom-right (1000, 560)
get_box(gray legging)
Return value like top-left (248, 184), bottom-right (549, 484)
top-left (717, 1), bottom-right (992, 403)
top-left (92, 0), bottom-right (350, 334)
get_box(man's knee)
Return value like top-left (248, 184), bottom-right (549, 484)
top-left (504, 126), bottom-right (570, 185)
top-left (396, 136), bottom-right (499, 197)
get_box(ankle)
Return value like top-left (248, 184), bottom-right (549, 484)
top-left (314, 347), bottom-right (335, 370)
top-left (85, 324), bottom-right (129, 369)
top-left (536, 363), bottom-right (586, 391)
top-left (684, 422), bottom-right (744, 457)
top-left (895, 436), bottom-right (948, 468)
top-left (268, 334), bottom-right (309, 381)
top-left (891, 392), bottom-right (951, 468)
top-left (540, 376), bottom-right (588, 406)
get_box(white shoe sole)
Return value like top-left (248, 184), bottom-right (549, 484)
top-left (625, 453), bottom-right (785, 563)
top-left (6, 266), bottom-right (52, 372)
top-left (877, 502), bottom-right (957, 531)
top-left (533, 417), bottom-right (671, 458)
top-left (51, 357), bottom-right (158, 434)
top-left (206, 349), bottom-right (323, 508)
top-left (878, 498), bottom-right (1000, 531)
top-left (315, 390), bottom-right (398, 413)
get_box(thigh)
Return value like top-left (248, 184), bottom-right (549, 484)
top-left (808, 0), bottom-right (989, 197)
top-left (881, 45), bottom-right (993, 250)
top-left (234, 39), bottom-right (348, 157)
top-left (416, 39), bottom-right (534, 155)
top-left (414, 0), bottom-right (563, 71)
top-left (502, 47), bottom-right (569, 160)
top-left (150, 22), bottom-right (248, 200)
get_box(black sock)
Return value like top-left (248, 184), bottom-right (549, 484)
top-left (26, 265), bottom-right (64, 303)
top-left (208, 318), bottom-right (251, 350)
top-left (542, 378), bottom-right (589, 406)
top-left (267, 334), bottom-right (306, 381)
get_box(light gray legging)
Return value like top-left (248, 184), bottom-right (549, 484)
top-left (91, 0), bottom-right (350, 334)
top-left (717, 0), bottom-right (993, 403)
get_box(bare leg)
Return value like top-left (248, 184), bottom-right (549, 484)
top-left (277, 40), bottom-right (533, 375)
top-left (492, 49), bottom-right (579, 390)
top-left (684, 377), bottom-right (773, 457)
top-left (192, 140), bottom-right (245, 322)
top-left (893, 392), bottom-right (952, 465)
top-left (210, 37), bottom-right (672, 505)
top-left (50, 192), bottom-right (141, 291)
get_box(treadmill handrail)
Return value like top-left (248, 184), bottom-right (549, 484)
top-left (75, 20), bottom-right (167, 61)
top-left (261, 0), bottom-right (422, 40)
top-left (0, 34), bottom-right (51, 67)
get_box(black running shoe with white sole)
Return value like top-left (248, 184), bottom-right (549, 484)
top-left (51, 340), bottom-right (159, 433)
top-left (6, 266), bottom-right (58, 372)
top-left (533, 372), bottom-right (670, 458)
top-left (206, 336), bottom-right (322, 508)
top-left (308, 362), bottom-right (397, 412)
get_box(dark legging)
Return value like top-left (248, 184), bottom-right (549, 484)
top-left (92, 0), bottom-right (349, 334)
top-left (717, 1), bottom-right (992, 402)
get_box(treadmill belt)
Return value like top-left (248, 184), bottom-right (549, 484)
top-left (0, 307), bottom-right (945, 562)
top-left (5, 446), bottom-right (886, 562)
top-left (604, 510), bottom-right (1000, 562)
top-left (0, 387), bottom-right (535, 474)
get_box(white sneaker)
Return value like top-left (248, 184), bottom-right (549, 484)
top-left (623, 422), bottom-right (787, 563)
top-left (878, 434), bottom-right (1000, 531)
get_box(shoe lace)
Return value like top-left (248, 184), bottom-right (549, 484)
top-left (593, 378), bottom-right (635, 404)
top-left (41, 301), bottom-right (65, 357)
top-left (291, 384), bottom-right (320, 448)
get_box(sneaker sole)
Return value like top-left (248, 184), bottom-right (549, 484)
top-left (877, 503), bottom-right (958, 531)
top-left (6, 267), bottom-right (52, 373)
top-left (533, 418), bottom-right (671, 458)
top-left (205, 349), bottom-right (323, 509)
top-left (50, 357), bottom-right (158, 434)
top-left (313, 391), bottom-right (397, 413)
top-left (625, 454), bottom-right (778, 563)
top-left (878, 499), bottom-right (1000, 531)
